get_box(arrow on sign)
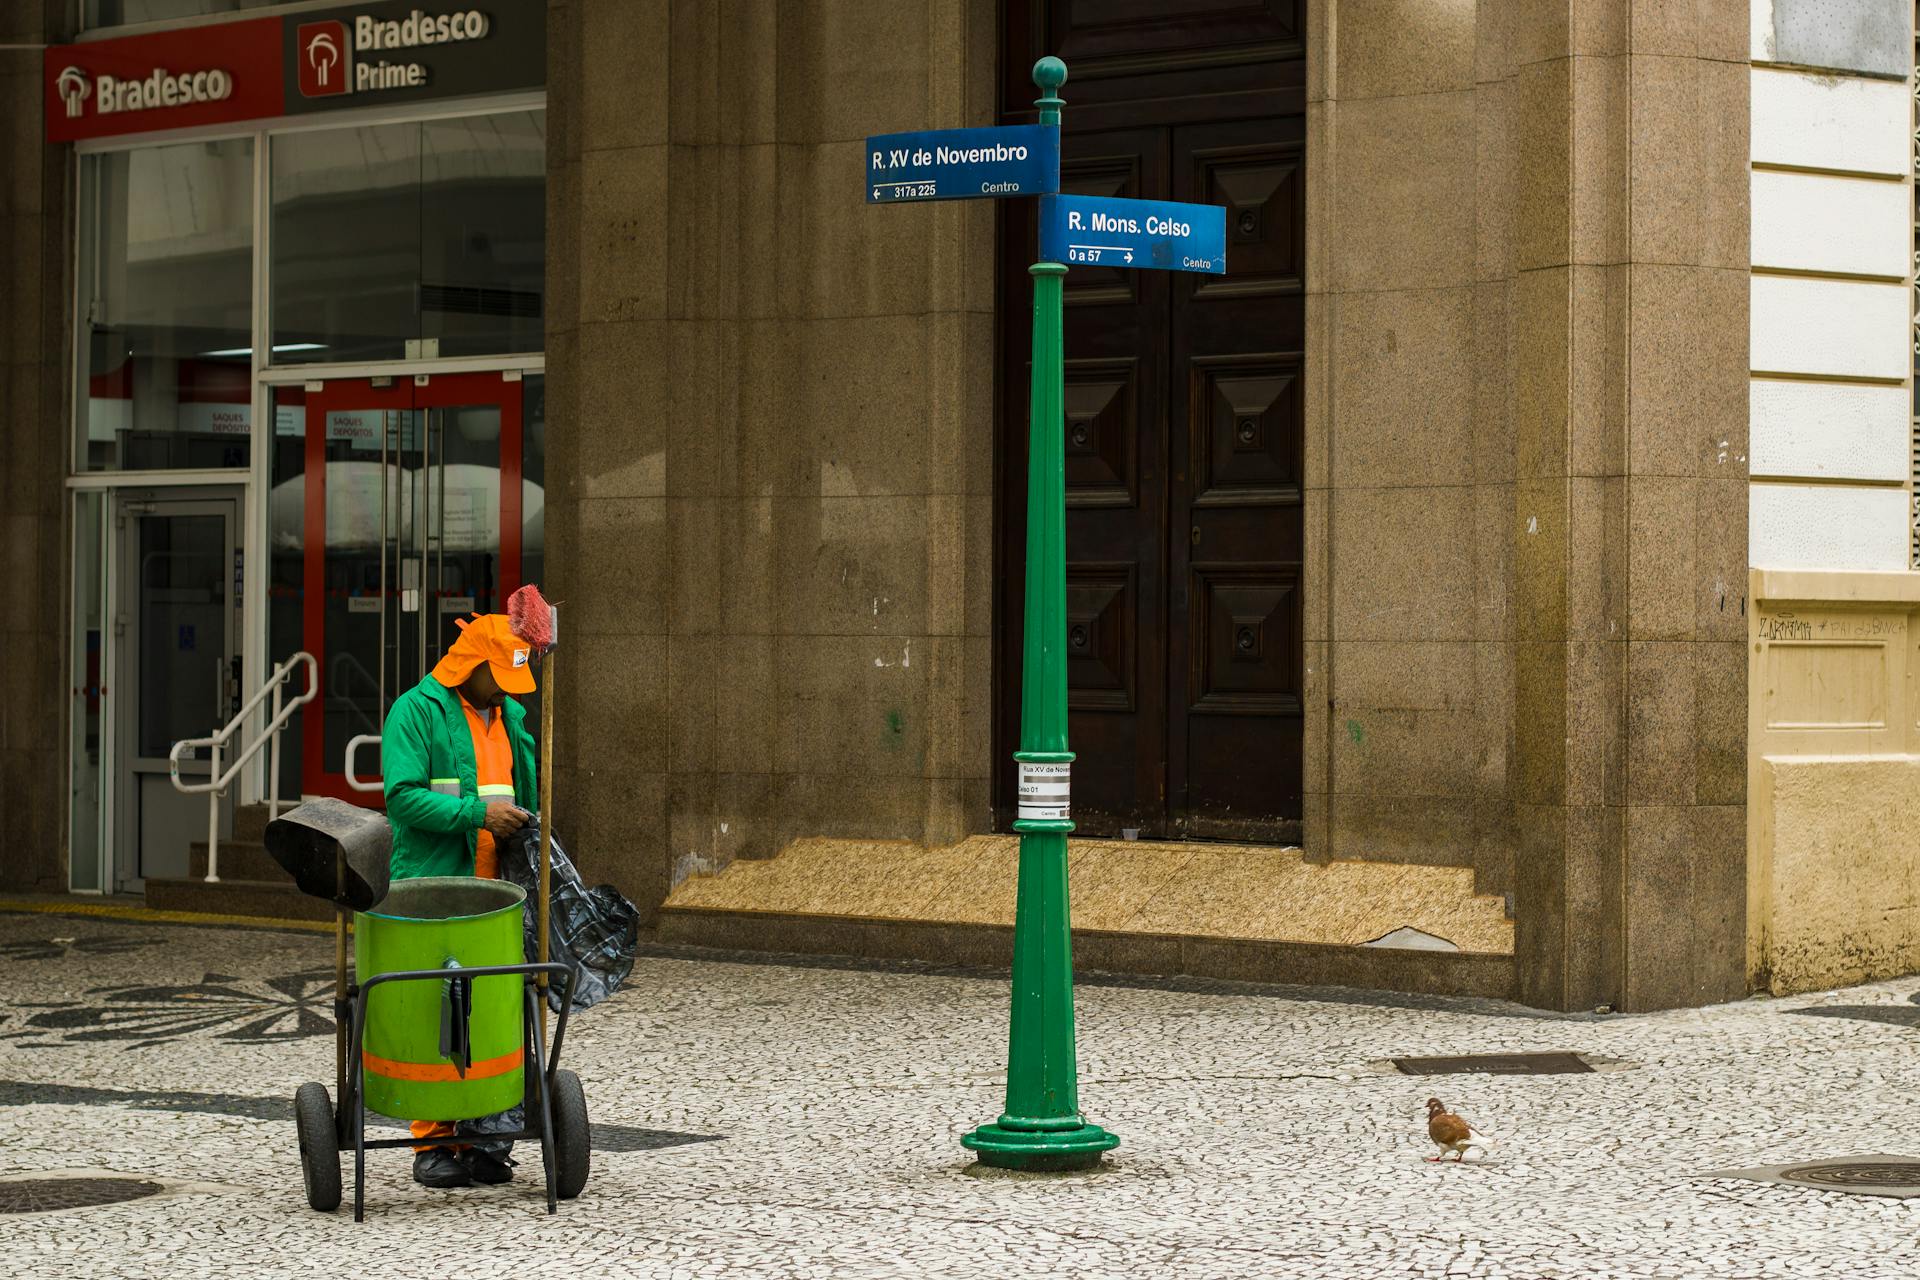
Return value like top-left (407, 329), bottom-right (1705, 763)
top-left (873, 187), bottom-right (882, 199)
top-left (1124, 251), bottom-right (1133, 264)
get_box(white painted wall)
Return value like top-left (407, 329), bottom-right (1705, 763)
top-left (1748, 8), bottom-right (1913, 572)
top-left (1750, 171), bottom-right (1908, 277)
top-left (1749, 486), bottom-right (1910, 571)
top-left (1749, 381), bottom-right (1908, 482)
top-left (1749, 0), bottom-right (1774, 62)
top-left (1749, 277), bottom-right (1908, 380)
top-left (1749, 69), bottom-right (1908, 175)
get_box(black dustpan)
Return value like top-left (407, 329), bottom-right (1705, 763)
top-left (264, 797), bottom-right (393, 911)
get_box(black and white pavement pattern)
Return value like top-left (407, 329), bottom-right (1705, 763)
top-left (3, 908), bottom-right (1919, 1279)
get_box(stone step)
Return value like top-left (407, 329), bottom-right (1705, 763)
top-left (188, 840), bottom-right (284, 883)
top-left (144, 876), bottom-right (335, 923)
top-left (232, 803), bottom-right (277, 845)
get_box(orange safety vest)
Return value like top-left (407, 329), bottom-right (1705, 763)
top-left (459, 694), bottom-right (516, 879)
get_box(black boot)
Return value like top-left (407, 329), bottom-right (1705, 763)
top-left (462, 1148), bottom-right (516, 1185)
top-left (412, 1148), bottom-right (472, 1188)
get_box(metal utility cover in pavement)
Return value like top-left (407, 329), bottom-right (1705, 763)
top-left (1705, 1155), bottom-right (1920, 1200)
top-left (0, 1177), bottom-right (163, 1215)
top-left (1392, 1052), bottom-right (1593, 1076)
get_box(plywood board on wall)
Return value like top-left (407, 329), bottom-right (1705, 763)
top-left (1750, 584), bottom-right (1920, 992)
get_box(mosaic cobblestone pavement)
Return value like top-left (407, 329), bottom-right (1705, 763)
top-left (3, 908), bottom-right (1919, 1279)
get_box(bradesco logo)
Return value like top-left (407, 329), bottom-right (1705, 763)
top-left (61, 61), bottom-right (234, 117)
top-left (296, 20), bottom-right (351, 98)
top-left (300, 8), bottom-right (491, 96)
top-left (55, 66), bottom-right (89, 118)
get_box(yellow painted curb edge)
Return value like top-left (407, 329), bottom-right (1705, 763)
top-left (0, 898), bottom-right (337, 934)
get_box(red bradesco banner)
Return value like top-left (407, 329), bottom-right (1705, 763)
top-left (45, 16), bottom-right (284, 144)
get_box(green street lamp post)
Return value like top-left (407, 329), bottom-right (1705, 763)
top-left (961, 55), bottom-right (1120, 1173)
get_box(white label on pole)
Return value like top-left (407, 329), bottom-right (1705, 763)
top-left (1017, 761), bottom-right (1070, 821)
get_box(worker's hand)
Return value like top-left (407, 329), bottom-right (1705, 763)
top-left (483, 801), bottom-right (531, 839)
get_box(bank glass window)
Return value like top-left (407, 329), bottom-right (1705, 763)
top-left (76, 138), bottom-right (255, 472)
top-left (266, 385), bottom-right (307, 798)
top-left (84, 0), bottom-right (284, 27)
top-left (68, 492), bottom-right (109, 892)
top-left (270, 110), bottom-right (545, 365)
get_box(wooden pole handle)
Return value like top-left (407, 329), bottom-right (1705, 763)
top-left (537, 648), bottom-right (555, 1044)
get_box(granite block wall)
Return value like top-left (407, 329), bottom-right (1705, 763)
top-left (1309, 0), bottom-right (1751, 1011)
top-left (543, 0), bottom-right (998, 921)
top-left (0, 0), bottom-right (71, 893)
top-left (544, 0), bottom-right (1751, 1008)
top-left (1303, 0), bottom-right (1517, 896)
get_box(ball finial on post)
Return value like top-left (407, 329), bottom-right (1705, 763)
top-left (1032, 57), bottom-right (1066, 126)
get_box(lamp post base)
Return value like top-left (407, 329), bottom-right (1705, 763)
top-left (962, 1118), bottom-right (1119, 1172)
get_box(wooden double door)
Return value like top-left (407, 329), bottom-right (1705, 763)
top-left (995, 1), bottom-right (1306, 843)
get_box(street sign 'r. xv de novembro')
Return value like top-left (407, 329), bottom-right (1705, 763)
top-left (865, 124), bottom-right (1060, 202)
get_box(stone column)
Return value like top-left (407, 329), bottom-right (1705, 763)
top-left (1304, 0), bottom-right (1515, 895)
top-left (543, 0), bottom-right (997, 918)
top-left (0, 0), bottom-right (73, 892)
top-left (1509, 0), bottom-right (1749, 1012)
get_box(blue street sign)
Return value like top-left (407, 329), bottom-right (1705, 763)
top-left (1039, 194), bottom-right (1227, 274)
top-left (866, 125), bottom-right (1060, 203)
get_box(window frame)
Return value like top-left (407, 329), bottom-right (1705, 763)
top-left (65, 88), bottom-right (545, 820)
top-left (78, 0), bottom-right (346, 39)
top-left (72, 133), bottom-right (262, 477)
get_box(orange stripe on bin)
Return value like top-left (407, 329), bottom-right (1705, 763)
top-left (361, 1047), bottom-right (522, 1083)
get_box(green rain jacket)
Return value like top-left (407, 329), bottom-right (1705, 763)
top-left (382, 675), bottom-right (539, 880)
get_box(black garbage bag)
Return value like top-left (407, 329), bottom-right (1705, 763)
top-left (495, 817), bottom-right (640, 1013)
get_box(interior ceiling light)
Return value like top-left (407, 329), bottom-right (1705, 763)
top-left (198, 343), bottom-right (328, 357)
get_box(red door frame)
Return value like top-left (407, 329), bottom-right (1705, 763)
top-left (300, 372), bottom-right (525, 801)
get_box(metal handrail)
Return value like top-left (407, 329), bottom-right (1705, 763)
top-left (168, 651), bottom-right (318, 883)
top-left (345, 734), bottom-right (383, 793)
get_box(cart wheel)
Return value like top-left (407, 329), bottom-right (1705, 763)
top-left (549, 1070), bottom-right (590, 1200)
top-left (295, 1082), bottom-right (342, 1212)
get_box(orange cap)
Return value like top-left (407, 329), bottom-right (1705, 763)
top-left (431, 614), bottom-right (538, 695)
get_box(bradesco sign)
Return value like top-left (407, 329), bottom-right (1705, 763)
top-left (45, 2), bottom-right (543, 144)
top-left (280, 2), bottom-right (542, 116)
top-left (293, 9), bottom-right (493, 98)
top-left (45, 17), bottom-right (281, 141)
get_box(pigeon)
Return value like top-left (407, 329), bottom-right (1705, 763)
top-left (1425, 1097), bottom-right (1494, 1162)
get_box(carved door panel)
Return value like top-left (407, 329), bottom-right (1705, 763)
top-left (995, 0), bottom-right (1305, 840)
top-left (1001, 128), bottom-right (1171, 834)
top-left (1167, 116), bottom-right (1304, 841)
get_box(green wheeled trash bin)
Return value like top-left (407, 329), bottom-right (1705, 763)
top-left (290, 874), bottom-right (589, 1220)
top-left (356, 878), bottom-right (528, 1121)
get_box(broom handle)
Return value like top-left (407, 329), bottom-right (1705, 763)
top-left (334, 856), bottom-right (347, 1098)
top-left (537, 648), bottom-right (554, 1048)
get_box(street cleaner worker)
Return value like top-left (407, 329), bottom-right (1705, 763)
top-left (383, 597), bottom-right (542, 1190)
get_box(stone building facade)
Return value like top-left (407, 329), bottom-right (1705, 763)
top-left (2, 1), bottom-right (1915, 1014)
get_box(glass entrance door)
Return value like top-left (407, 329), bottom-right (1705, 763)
top-left (300, 373), bottom-right (524, 799)
top-left (114, 492), bottom-right (240, 889)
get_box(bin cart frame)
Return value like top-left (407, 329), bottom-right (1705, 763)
top-left (294, 945), bottom-right (589, 1220)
